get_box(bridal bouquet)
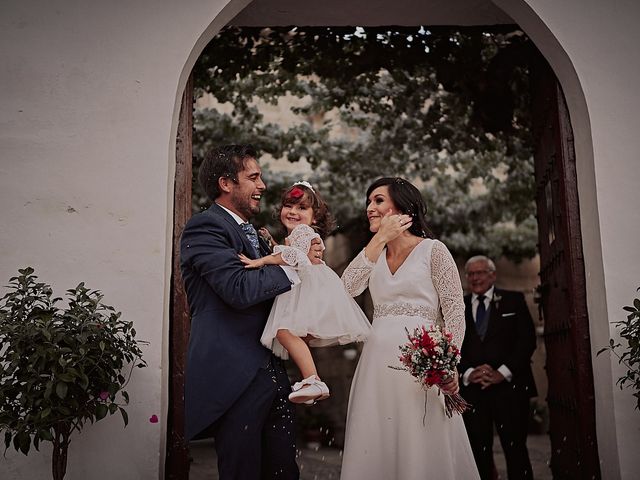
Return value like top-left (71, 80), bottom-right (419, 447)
top-left (391, 325), bottom-right (470, 418)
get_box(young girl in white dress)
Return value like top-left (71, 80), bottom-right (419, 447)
top-left (239, 181), bottom-right (371, 405)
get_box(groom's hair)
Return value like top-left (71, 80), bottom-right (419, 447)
top-left (198, 144), bottom-right (258, 201)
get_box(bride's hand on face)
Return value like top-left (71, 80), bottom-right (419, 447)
top-left (376, 210), bottom-right (413, 243)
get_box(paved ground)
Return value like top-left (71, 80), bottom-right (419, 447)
top-left (189, 433), bottom-right (551, 479)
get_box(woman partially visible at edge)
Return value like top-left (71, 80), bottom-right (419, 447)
top-left (340, 177), bottom-right (480, 480)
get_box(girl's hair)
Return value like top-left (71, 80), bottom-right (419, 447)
top-left (277, 184), bottom-right (336, 239)
top-left (366, 177), bottom-right (434, 239)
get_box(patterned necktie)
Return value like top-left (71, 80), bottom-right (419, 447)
top-left (240, 222), bottom-right (261, 257)
top-left (475, 294), bottom-right (488, 338)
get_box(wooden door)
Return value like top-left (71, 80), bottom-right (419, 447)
top-left (531, 58), bottom-right (601, 479)
top-left (166, 73), bottom-right (193, 480)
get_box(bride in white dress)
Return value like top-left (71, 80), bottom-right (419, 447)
top-left (340, 177), bottom-right (480, 480)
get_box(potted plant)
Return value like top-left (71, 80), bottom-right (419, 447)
top-left (598, 287), bottom-right (640, 410)
top-left (0, 267), bottom-right (147, 479)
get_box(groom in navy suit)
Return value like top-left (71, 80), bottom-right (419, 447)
top-left (458, 255), bottom-right (537, 480)
top-left (180, 145), bottom-right (322, 479)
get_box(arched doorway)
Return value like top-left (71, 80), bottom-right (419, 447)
top-left (530, 54), bottom-right (600, 479)
top-left (167, 2), bottom-right (602, 479)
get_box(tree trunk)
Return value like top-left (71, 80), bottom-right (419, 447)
top-left (52, 423), bottom-right (70, 480)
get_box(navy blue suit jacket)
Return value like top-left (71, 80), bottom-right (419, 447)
top-left (180, 204), bottom-right (293, 440)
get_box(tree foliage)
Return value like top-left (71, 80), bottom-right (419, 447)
top-left (0, 268), bottom-right (147, 479)
top-left (192, 26), bottom-right (539, 260)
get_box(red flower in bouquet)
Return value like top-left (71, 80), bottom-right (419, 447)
top-left (391, 324), bottom-right (470, 418)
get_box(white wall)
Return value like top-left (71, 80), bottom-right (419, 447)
top-left (1, 0), bottom-right (639, 478)
top-left (0, 1), bottom-right (250, 478)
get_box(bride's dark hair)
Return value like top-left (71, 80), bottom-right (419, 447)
top-left (366, 177), bottom-right (434, 239)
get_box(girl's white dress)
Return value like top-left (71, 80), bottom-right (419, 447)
top-left (260, 224), bottom-right (371, 359)
top-left (339, 239), bottom-right (480, 480)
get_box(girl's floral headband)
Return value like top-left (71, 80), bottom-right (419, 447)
top-left (288, 181), bottom-right (315, 199)
top-left (292, 180), bottom-right (315, 192)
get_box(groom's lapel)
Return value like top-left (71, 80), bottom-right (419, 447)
top-left (257, 236), bottom-right (270, 257)
top-left (208, 204), bottom-right (257, 257)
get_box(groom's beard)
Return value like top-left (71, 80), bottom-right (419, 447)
top-left (230, 191), bottom-right (261, 220)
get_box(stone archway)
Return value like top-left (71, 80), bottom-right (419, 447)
top-left (168, 1), bottom-right (608, 478)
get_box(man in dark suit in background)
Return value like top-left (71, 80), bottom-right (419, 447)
top-left (458, 255), bottom-right (537, 480)
top-left (180, 145), bottom-right (323, 479)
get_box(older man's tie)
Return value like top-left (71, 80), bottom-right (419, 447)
top-left (475, 294), bottom-right (488, 339)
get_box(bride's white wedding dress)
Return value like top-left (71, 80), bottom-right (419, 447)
top-left (340, 239), bottom-right (480, 480)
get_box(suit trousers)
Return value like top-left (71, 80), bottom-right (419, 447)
top-left (462, 384), bottom-right (533, 480)
top-left (211, 356), bottom-right (299, 480)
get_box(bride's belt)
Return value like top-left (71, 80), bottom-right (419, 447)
top-left (373, 302), bottom-right (438, 320)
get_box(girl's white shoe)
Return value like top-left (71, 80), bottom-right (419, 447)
top-left (288, 375), bottom-right (330, 405)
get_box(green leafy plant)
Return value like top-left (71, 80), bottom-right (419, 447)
top-left (0, 267), bottom-right (148, 479)
top-left (598, 287), bottom-right (640, 410)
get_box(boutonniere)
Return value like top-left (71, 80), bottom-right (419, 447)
top-left (492, 293), bottom-right (502, 311)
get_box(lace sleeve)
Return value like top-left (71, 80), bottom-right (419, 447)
top-left (273, 224), bottom-right (318, 267)
top-left (341, 249), bottom-right (376, 297)
top-left (431, 240), bottom-right (466, 348)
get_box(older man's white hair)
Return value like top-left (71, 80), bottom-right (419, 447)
top-left (465, 255), bottom-right (496, 272)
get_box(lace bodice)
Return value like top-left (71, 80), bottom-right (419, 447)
top-left (341, 239), bottom-right (465, 347)
top-left (273, 224), bottom-right (323, 267)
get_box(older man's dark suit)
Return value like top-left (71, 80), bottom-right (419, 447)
top-left (180, 204), bottom-right (297, 479)
top-left (458, 289), bottom-right (537, 480)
